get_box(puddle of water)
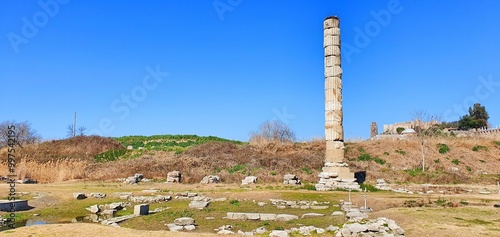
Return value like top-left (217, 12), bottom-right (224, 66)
top-left (25, 219), bottom-right (47, 226)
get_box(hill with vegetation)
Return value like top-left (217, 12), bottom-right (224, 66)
top-left (1, 134), bottom-right (499, 185)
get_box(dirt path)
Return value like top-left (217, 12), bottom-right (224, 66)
top-left (0, 223), bottom-right (218, 237)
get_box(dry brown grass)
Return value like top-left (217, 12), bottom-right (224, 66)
top-left (1, 135), bottom-right (499, 184)
top-left (346, 136), bottom-right (500, 184)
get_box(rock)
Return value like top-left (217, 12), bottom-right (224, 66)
top-left (254, 227), bottom-right (267, 234)
top-left (241, 176), bottom-right (258, 185)
top-left (301, 213), bottom-right (325, 218)
top-left (89, 193), bottom-right (106, 198)
top-left (270, 230), bottom-right (289, 237)
top-left (283, 174), bottom-right (301, 185)
top-left (200, 175), bottom-right (221, 184)
top-left (86, 204), bottom-right (100, 214)
top-left (494, 204), bottom-right (500, 208)
top-left (217, 230), bottom-right (235, 235)
top-left (259, 213), bottom-right (277, 221)
top-left (73, 193), bottom-right (87, 200)
top-left (166, 171), bottom-right (182, 183)
top-left (167, 224), bottom-right (184, 232)
top-left (174, 217), bottom-right (195, 226)
top-left (326, 225), bottom-right (339, 232)
top-left (276, 214), bottom-right (298, 222)
top-left (331, 211), bottom-right (344, 216)
top-left (189, 200), bottom-right (210, 209)
top-left (310, 205), bottom-right (329, 210)
top-left (258, 202), bottom-right (266, 207)
top-left (134, 204), bottom-right (149, 216)
top-left (184, 225), bottom-right (196, 231)
top-left (245, 213), bottom-right (260, 220)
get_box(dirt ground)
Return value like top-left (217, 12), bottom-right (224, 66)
top-left (0, 181), bottom-right (499, 236)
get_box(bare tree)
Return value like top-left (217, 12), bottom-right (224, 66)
top-left (0, 120), bottom-right (41, 147)
top-left (249, 120), bottom-right (296, 143)
top-left (409, 110), bottom-right (442, 171)
top-left (66, 124), bottom-right (75, 138)
top-left (77, 126), bottom-right (87, 136)
top-left (67, 125), bottom-right (87, 137)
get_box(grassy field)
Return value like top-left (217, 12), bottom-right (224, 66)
top-left (0, 181), bottom-right (499, 236)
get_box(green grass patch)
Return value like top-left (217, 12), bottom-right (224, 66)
top-left (357, 153), bottom-right (372, 161)
top-left (374, 157), bottom-right (386, 165)
top-left (494, 141), bottom-right (500, 146)
top-left (227, 164), bottom-right (247, 174)
top-left (229, 199), bottom-right (241, 207)
top-left (114, 134), bottom-right (245, 154)
top-left (300, 183), bottom-right (316, 191)
top-left (395, 149), bottom-right (406, 155)
top-left (437, 143), bottom-right (450, 154)
top-left (360, 183), bottom-right (379, 192)
top-left (452, 159), bottom-right (460, 165)
top-left (405, 168), bottom-right (424, 177)
top-left (472, 145), bottom-right (488, 151)
top-left (301, 167), bottom-right (312, 175)
top-left (94, 149), bottom-right (127, 162)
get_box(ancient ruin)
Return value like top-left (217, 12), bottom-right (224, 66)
top-left (316, 16), bottom-right (360, 191)
top-left (370, 122), bottom-right (378, 138)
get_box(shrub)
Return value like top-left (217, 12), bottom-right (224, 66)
top-left (358, 153), bottom-right (372, 161)
top-left (451, 159), bottom-right (460, 165)
top-left (396, 127), bottom-right (405, 134)
top-left (494, 141), bottom-right (500, 146)
top-left (301, 183), bottom-right (316, 190)
top-left (406, 168), bottom-right (423, 177)
top-left (374, 157), bottom-right (386, 165)
top-left (434, 159), bottom-right (440, 164)
top-left (301, 167), bottom-right (312, 175)
top-left (395, 149), bottom-right (406, 155)
top-left (479, 159), bottom-right (486, 163)
top-left (437, 143), bottom-right (450, 154)
top-left (270, 171), bottom-right (277, 176)
top-left (383, 152), bottom-right (389, 156)
top-left (229, 200), bottom-right (240, 206)
top-left (472, 145), bottom-right (487, 151)
top-left (360, 183), bottom-right (379, 192)
top-left (94, 149), bottom-right (127, 162)
top-left (227, 164), bottom-right (247, 174)
top-left (466, 166), bottom-right (472, 172)
top-left (435, 197), bottom-right (447, 206)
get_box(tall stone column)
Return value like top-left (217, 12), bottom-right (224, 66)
top-left (316, 16), bottom-right (360, 191)
top-left (324, 16), bottom-right (344, 165)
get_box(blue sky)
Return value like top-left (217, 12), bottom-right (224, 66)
top-left (1, 0), bottom-right (500, 141)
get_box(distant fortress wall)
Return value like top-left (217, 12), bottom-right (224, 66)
top-left (383, 119), bottom-right (438, 134)
top-left (454, 128), bottom-right (500, 138)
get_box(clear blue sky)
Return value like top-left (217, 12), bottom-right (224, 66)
top-left (1, 0), bottom-right (500, 141)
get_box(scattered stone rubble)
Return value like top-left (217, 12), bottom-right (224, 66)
top-left (124, 173), bottom-right (150, 184)
top-left (189, 196), bottom-right (212, 209)
top-left (166, 217), bottom-right (196, 231)
top-left (269, 199), bottom-right (329, 209)
top-left (166, 171), bottom-right (182, 183)
top-left (226, 212), bottom-right (298, 221)
top-left (337, 218), bottom-right (405, 237)
top-left (242, 176), bottom-right (258, 185)
top-left (375, 179), bottom-right (392, 191)
top-left (283, 174), bottom-right (301, 185)
top-left (128, 195), bottom-right (172, 203)
top-left (315, 171), bottom-right (361, 191)
top-left (74, 192), bottom-right (107, 200)
top-left (200, 175), bottom-right (220, 184)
